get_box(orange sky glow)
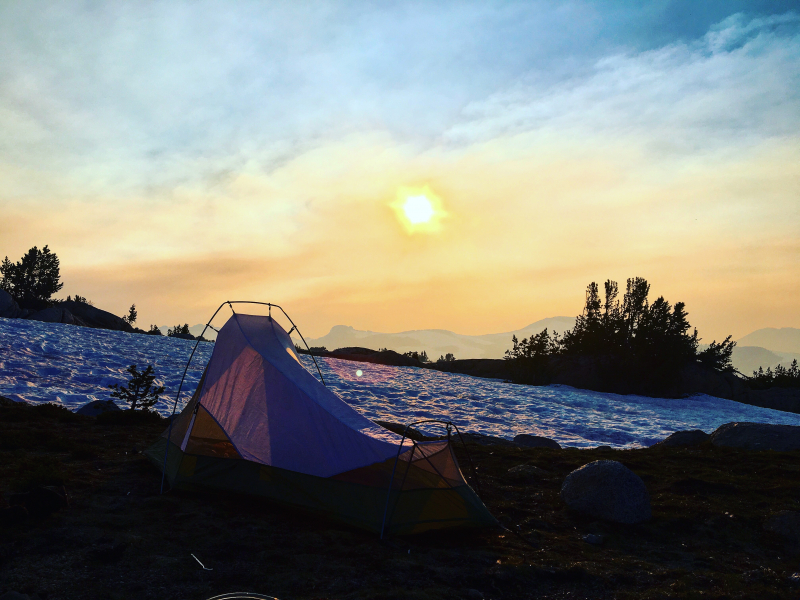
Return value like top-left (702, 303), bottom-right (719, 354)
top-left (1, 4), bottom-right (798, 341)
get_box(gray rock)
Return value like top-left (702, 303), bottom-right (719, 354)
top-left (0, 290), bottom-right (23, 318)
top-left (560, 460), bottom-right (651, 524)
top-left (764, 510), bottom-right (800, 544)
top-left (582, 533), bottom-right (605, 545)
top-left (655, 429), bottom-right (710, 447)
top-left (710, 422), bottom-right (800, 452)
top-left (59, 301), bottom-right (134, 332)
top-left (28, 306), bottom-right (78, 325)
top-left (76, 400), bottom-right (122, 416)
top-left (513, 434), bottom-right (561, 449)
top-left (507, 464), bottom-right (550, 480)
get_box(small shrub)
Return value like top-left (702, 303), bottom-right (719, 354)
top-left (108, 364), bottom-right (165, 411)
top-left (437, 353), bottom-right (456, 363)
top-left (146, 324), bottom-right (162, 336)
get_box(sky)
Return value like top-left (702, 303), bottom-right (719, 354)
top-left (1, 1), bottom-right (798, 341)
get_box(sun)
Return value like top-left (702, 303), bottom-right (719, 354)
top-left (391, 186), bottom-right (446, 234)
top-left (403, 195), bottom-right (435, 224)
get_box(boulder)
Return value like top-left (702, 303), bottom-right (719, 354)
top-left (764, 510), bottom-right (800, 545)
top-left (514, 434), bottom-right (561, 449)
top-left (655, 429), bottom-right (710, 447)
top-left (59, 300), bottom-right (134, 332)
top-left (560, 460), bottom-right (651, 524)
top-left (28, 306), bottom-right (82, 325)
top-left (0, 289), bottom-right (23, 318)
top-left (76, 400), bottom-right (122, 416)
top-left (710, 422), bottom-right (800, 452)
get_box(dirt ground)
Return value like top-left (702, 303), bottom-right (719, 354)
top-left (1, 401), bottom-right (800, 600)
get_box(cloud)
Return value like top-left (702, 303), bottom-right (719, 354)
top-left (445, 12), bottom-right (800, 152)
top-left (1, 5), bottom-right (798, 339)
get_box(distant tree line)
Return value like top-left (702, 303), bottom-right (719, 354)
top-left (2, 246), bottom-right (202, 340)
top-left (505, 277), bottom-right (737, 393)
top-left (750, 360), bottom-right (800, 390)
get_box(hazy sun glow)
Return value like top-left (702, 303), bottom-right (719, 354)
top-left (391, 186), bottom-right (447, 234)
top-left (403, 195), bottom-right (435, 223)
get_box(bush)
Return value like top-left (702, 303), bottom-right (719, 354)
top-left (504, 329), bottom-right (559, 384)
top-left (146, 324), bottom-right (162, 335)
top-left (66, 294), bottom-right (93, 306)
top-left (108, 364), bottom-right (165, 411)
top-left (1, 245), bottom-right (63, 307)
top-left (403, 350), bottom-right (429, 363)
top-left (437, 353), bottom-right (456, 363)
top-left (167, 324), bottom-right (191, 337)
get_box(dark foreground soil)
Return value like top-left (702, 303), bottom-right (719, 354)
top-left (2, 402), bottom-right (800, 600)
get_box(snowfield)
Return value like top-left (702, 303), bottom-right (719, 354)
top-left (2, 317), bottom-right (800, 448)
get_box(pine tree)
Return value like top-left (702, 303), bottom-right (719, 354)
top-left (108, 364), bottom-right (165, 411)
top-left (0, 246), bottom-right (63, 303)
top-left (123, 304), bottom-right (137, 325)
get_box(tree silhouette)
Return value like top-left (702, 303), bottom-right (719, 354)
top-left (0, 246), bottom-right (63, 304)
top-left (108, 364), bottom-right (165, 411)
top-left (123, 304), bottom-right (137, 325)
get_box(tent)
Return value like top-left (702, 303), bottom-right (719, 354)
top-left (146, 310), bottom-right (496, 536)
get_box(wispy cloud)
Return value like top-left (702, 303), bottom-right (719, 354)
top-left (1, 4), bottom-right (798, 338)
top-left (446, 12), bottom-right (800, 150)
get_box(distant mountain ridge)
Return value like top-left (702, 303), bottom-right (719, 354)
top-left (301, 317), bottom-right (577, 360)
top-left (737, 328), bottom-right (800, 354)
top-left (159, 321), bottom-right (799, 370)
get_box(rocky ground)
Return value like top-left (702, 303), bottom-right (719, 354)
top-left (2, 400), bottom-right (800, 600)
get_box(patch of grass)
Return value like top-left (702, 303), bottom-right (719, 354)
top-left (12, 456), bottom-right (67, 491)
top-left (96, 409), bottom-right (167, 426)
top-left (30, 402), bottom-right (79, 422)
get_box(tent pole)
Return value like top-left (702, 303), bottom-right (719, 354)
top-left (380, 434), bottom-right (407, 539)
top-left (159, 301), bottom-right (229, 494)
